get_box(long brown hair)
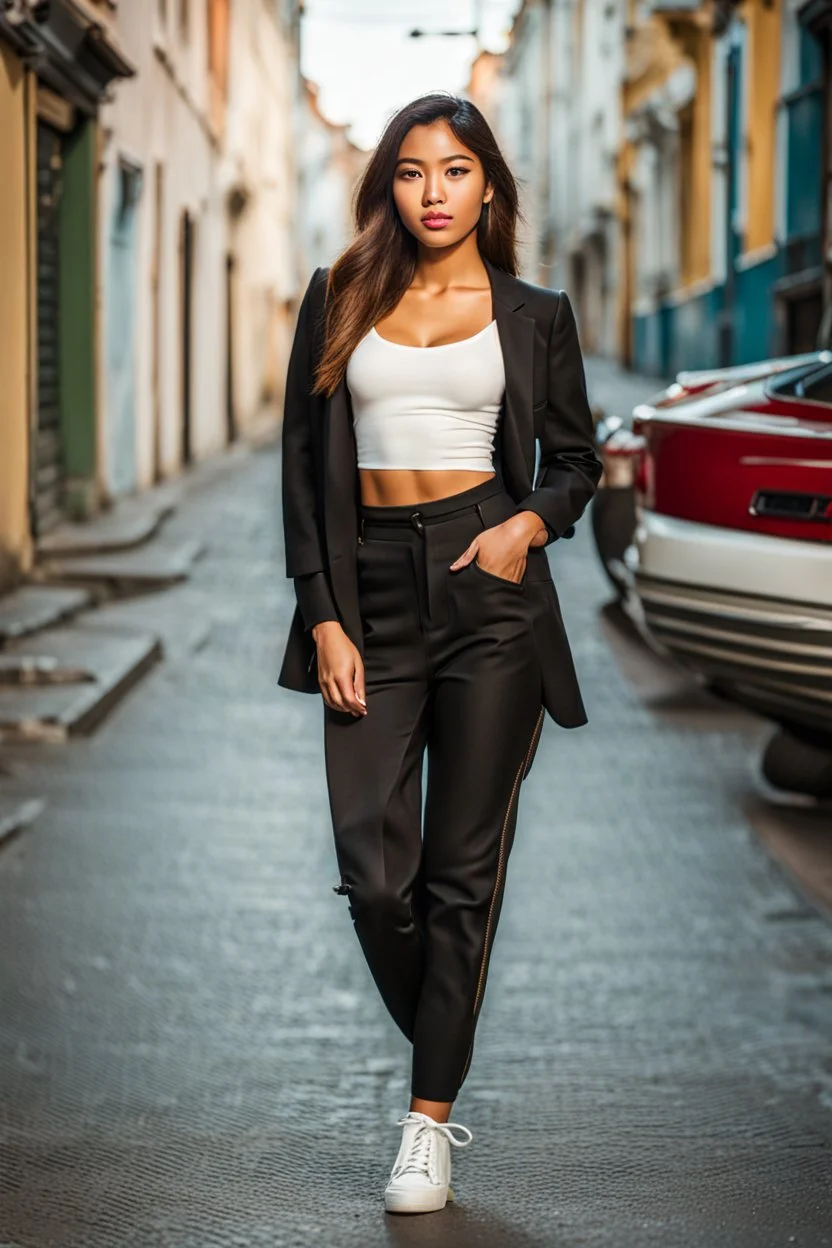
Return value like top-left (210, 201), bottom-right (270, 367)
top-left (311, 91), bottom-right (524, 398)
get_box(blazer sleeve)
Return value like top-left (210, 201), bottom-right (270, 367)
top-left (515, 291), bottom-right (603, 545)
top-left (281, 267), bottom-right (339, 631)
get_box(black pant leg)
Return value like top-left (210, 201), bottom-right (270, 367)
top-left (411, 562), bottom-right (545, 1102)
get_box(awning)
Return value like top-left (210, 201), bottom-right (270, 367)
top-left (0, 0), bottom-right (135, 115)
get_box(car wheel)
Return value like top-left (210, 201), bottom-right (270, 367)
top-left (761, 726), bottom-right (832, 799)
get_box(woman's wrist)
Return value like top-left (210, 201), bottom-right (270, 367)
top-left (310, 618), bottom-right (342, 644)
top-left (503, 510), bottom-right (548, 550)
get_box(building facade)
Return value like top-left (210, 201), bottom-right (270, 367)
top-left (294, 79), bottom-right (368, 274)
top-left (0, 0), bottom-right (133, 592)
top-left (469, 0), bottom-right (627, 354)
top-left (0, 0), bottom-right (305, 595)
top-left (797, 0), bottom-right (832, 344)
top-left (472, 0), bottom-right (829, 377)
top-left (98, 0), bottom-right (302, 498)
top-left (222, 0), bottom-right (301, 437)
top-left (623, 0), bottom-right (826, 376)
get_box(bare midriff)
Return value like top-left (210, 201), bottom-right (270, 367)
top-left (358, 468), bottom-right (496, 508)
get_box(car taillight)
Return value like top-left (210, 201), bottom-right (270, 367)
top-left (634, 448), bottom-right (653, 506)
top-left (600, 429), bottom-right (647, 490)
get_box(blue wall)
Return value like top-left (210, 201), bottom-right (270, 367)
top-left (734, 252), bottom-right (780, 363)
top-left (632, 251), bottom-right (783, 377)
top-left (633, 283), bottom-right (725, 377)
top-left (669, 285), bottom-right (723, 375)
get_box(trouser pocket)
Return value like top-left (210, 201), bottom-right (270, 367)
top-left (470, 556), bottom-right (527, 589)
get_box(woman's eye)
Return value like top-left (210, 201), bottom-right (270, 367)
top-left (399, 167), bottom-right (468, 179)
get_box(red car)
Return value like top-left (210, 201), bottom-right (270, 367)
top-left (594, 350), bottom-right (832, 798)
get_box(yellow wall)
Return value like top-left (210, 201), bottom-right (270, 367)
top-left (616, 140), bottom-right (636, 364)
top-left (743, 0), bottom-right (781, 253)
top-left (622, 17), bottom-right (687, 116)
top-left (0, 43), bottom-right (32, 589)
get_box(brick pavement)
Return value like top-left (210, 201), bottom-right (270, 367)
top-left (0, 442), bottom-right (830, 1247)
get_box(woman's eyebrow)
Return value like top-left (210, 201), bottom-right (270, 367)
top-left (394, 154), bottom-right (475, 166)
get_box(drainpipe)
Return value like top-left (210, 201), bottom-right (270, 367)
top-left (719, 26), bottom-right (741, 366)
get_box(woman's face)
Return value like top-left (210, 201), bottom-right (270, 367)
top-left (392, 119), bottom-right (493, 249)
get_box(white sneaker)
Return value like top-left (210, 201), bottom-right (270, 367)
top-left (384, 1110), bottom-right (473, 1214)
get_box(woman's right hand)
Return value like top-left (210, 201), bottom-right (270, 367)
top-left (310, 621), bottom-right (368, 717)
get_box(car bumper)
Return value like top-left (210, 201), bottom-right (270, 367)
top-left (629, 513), bottom-right (832, 732)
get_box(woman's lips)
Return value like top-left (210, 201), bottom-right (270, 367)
top-left (422, 216), bottom-right (452, 229)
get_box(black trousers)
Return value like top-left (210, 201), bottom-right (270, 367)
top-left (323, 476), bottom-right (545, 1102)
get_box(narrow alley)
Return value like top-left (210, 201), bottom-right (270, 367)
top-left (1, 437), bottom-right (830, 1247)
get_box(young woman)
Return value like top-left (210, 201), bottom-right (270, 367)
top-left (278, 92), bottom-right (602, 1215)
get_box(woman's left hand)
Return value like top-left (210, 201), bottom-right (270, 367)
top-left (449, 513), bottom-right (543, 585)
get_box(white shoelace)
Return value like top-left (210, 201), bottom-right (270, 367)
top-left (392, 1112), bottom-right (473, 1179)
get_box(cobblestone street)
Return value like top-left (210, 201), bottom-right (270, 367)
top-left (1, 439), bottom-right (831, 1247)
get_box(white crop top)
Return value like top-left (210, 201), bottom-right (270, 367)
top-left (345, 320), bottom-right (506, 472)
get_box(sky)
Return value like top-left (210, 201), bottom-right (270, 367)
top-left (299, 0), bottom-right (522, 151)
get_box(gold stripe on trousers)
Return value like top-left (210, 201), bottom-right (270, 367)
top-left (459, 701), bottom-right (546, 1087)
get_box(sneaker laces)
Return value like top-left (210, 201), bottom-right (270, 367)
top-left (392, 1112), bottom-right (473, 1179)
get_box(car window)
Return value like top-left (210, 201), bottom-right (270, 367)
top-left (768, 361), bottom-right (832, 404)
top-left (801, 364), bottom-right (832, 404)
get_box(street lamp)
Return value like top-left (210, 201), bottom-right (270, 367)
top-left (408, 27), bottom-right (481, 54)
top-left (408, 0), bottom-right (482, 53)
top-left (408, 29), bottom-right (478, 36)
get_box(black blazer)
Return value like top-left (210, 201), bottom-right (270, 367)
top-left (276, 255), bottom-right (603, 728)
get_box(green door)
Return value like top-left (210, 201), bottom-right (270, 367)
top-left (33, 112), bottom-right (99, 534)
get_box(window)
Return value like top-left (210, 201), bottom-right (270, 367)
top-left (767, 360), bottom-right (832, 405)
top-left (802, 364), bottom-right (832, 405)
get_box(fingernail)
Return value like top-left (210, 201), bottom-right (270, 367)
top-left (357, 695), bottom-right (366, 705)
